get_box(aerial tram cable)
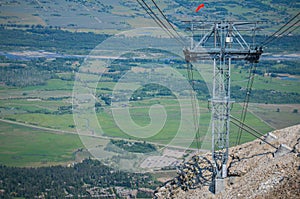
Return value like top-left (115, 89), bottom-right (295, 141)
top-left (136, 0), bottom-right (185, 45)
top-left (286, 23), bottom-right (300, 35)
top-left (150, 0), bottom-right (186, 42)
top-left (261, 12), bottom-right (299, 46)
top-left (230, 116), bottom-right (278, 149)
top-left (262, 19), bottom-right (300, 47)
top-left (186, 62), bottom-right (202, 151)
top-left (236, 12), bottom-right (299, 145)
top-left (136, 0), bottom-right (174, 39)
top-left (261, 12), bottom-right (300, 47)
top-left (137, 0), bottom-right (202, 150)
top-left (235, 63), bottom-right (257, 146)
top-left (152, 0), bottom-right (202, 150)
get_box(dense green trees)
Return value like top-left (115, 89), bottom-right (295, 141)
top-left (0, 65), bottom-right (52, 87)
top-left (253, 60), bottom-right (300, 76)
top-left (0, 159), bottom-right (159, 198)
top-left (106, 140), bottom-right (157, 154)
top-left (0, 27), bottom-right (109, 54)
top-left (0, 56), bottom-right (82, 87)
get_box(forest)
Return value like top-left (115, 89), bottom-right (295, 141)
top-left (0, 159), bottom-right (159, 198)
top-left (105, 140), bottom-right (157, 154)
top-left (0, 26), bottom-right (109, 54)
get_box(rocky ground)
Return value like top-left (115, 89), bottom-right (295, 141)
top-left (154, 124), bottom-right (300, 199)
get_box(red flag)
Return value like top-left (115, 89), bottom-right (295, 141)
top-left (195, 3), bottom-right (204, 12)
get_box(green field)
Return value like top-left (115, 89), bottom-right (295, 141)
top-left (231, 70), bottom-right (300, 94)
top-left (5, 114), bottom-right (75, 130)
top-left (0, 98), bottom-right (274, 167)
top-left (0, 121), bottom-right (83, 167)
top-left (1, 66), bottom-right (299, 167)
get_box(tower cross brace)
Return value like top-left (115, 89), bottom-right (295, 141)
top-left (183, 21), bottom-right (262, 193)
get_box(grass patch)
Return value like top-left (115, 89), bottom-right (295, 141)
top-left (95, 99), bottom-right (273, 149)
top-left (231, 68), bottom-right (300, 94)
top-left (0, 121), bottom-right (83, 167)
top-left (6, 113), bottom-right (75, 130)
top-left (24, 79), bottom-right (74, 91)
top-left (0, 99), bottom-right (68, 111)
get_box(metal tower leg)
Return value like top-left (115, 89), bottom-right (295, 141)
top-left (212, 56), bottom-right (231, 193)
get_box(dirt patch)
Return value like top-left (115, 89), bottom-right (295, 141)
top-left (247, 103), bottom-right (300, 129)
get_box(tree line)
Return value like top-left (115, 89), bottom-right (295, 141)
top-left (0, 159), bottom-right (159, 198)
top-left (0, 27), bottom-right (109, 54)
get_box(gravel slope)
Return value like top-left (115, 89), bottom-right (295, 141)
top-left (155, 124), bottom-right (300, 199)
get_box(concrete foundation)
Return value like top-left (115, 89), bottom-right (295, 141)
top-left (264, 132), bottom-right (278, 143)
top-left (215, 178), bottom-right (225, 194)
top-left (274, 144), bottom-right (292, 157)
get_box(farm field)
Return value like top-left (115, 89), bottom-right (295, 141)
top-left (1, 62), bottom-right (299, 167)
top-left (0, 76), bottom-right (276, 138)
top-left (247, 103), bottom-right (300, 129)
top-left (0, 121), bottom-right (83, 167)
top-left (0, 98), bottom-right (274, 167)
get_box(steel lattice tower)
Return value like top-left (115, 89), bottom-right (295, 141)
top-left (184, 21), bottom-right (262, 193)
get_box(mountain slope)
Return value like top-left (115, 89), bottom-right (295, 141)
top-left (155, 124), bottom-right (300, 198)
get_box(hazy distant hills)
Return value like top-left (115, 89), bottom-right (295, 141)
top-left (0, 0), bottom-right (299, 34)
